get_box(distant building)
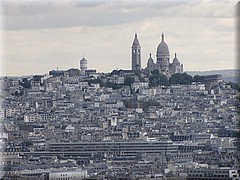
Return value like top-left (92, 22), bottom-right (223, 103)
top-left (65, 68), bottom-right (81, 77)
top-left (131, 33), bottom-right (141, 71)
top-left (187, 168), bottom-right (239, 180)
top-left (204, 74), bottom-right (224, 93)
top-left (49, 169), bottom-right (89, 180)
top-left (49, 70), bottom-right (64, 77)
top-left (85, 69), bottom-right (97, 76)
top-left (156, 33), bottom-right (171, 75)
top-left (146, 33), bottom-right (183, 77)
top-left (80, 57), bottom-right (88, 75)
top-left (47, 141), bottom-right (178, 160)
top-left (132, 33), bottom-right (184, 76)
top-left (169, 52), bottom-right (184, 75)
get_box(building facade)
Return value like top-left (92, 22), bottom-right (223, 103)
top-left (131, 33), bottom-right (184, 76)
top-left (187, 168), bottom-right (239, 180)
top-left (147, 33), bottom-right (183, 77)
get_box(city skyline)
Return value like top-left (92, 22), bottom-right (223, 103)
top-left (1, 0), bottom-right (237, 76)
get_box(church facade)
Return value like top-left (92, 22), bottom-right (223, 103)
top-left (131, 33), bottom-right (183, 77)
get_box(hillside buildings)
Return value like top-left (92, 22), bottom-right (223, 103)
top-left (0, 33), bottom-right (239, 179)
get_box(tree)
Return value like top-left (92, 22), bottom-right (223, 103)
top-left (85, 77), bottom-right (103, 86)
top-left (169, 73), bottom-right (193, 85)
top-left (226, 82), bottom-right (240, 91)
top-left (105, 81), bottom-right (122, 90)
top-left (193, 75), bottom-right (206, 83)
top-left (33, 75), bottom-right (43, 82)
top-left (20, 78), bottom-right (31, 89)
top-left (110, 69), bottom-right (120, 75)
top-left (149, 70), bottom-right (169, 87)
top-left (124, 76), bottom-right (135, 87)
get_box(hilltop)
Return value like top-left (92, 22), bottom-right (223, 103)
top-left (187, 69), bottom-right (240, 83)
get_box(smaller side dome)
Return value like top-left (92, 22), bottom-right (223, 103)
top-left (173, 52), bottom-right (180, 64)
top-left (147, 53), bottom-right (154, 65)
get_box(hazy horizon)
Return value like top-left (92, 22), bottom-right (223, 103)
top-left (1, 0), bottom-right (238, 76)
top-left (1, 68), bottom-right (239, 79)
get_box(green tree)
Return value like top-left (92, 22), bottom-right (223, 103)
top-left (33, 75), bottom-right (43, 82)
top-left (14, 91), bottom-right (19, 96)
top-left (105, 82), bottom-right (122, 90)
top-left (193, 75), bottom-right (206, 83)
top-left (169, 73), bottom-right (193, 85)
top-left (226, 82), bottom-right (240, 91)
top-left (20, 78), bottom-right (31, 89)
top-left (149, 70), bottom-right (168, 87)
top-left (110, 69), bottom-right (120, 75)
top-left (124, 76), bottom-right (135, 87)
top-left (86, 77), bottom-right (104, 87)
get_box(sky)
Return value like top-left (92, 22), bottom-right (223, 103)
top-left (0, 0), bottom-right (238, 76)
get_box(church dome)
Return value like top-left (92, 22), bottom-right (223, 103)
top-left (80, 57), bottom-right (87, 71)
top-left (147, 53), bottom-right (154, 65)
top-left (157, 33), bottom-right (169, 55)
top-left (80, 57), bottom-right (87, 63)
top-left (173, 52), bottom-right (180, 64)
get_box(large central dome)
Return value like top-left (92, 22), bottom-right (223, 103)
top-left (157, 33), bottom-right (169, 55)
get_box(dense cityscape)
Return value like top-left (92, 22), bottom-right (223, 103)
top-left (0, 33), bottom-right (239, 179)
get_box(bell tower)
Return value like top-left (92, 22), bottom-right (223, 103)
top-left (131, 33), bottom-right (141, 70)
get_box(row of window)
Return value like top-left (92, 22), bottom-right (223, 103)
top-left (53, 177), bottom-right (76, 180)
top-left (189, 174), bottom-right (230, 178)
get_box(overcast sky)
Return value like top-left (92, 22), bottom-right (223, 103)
top-left (0, 0), bottom-right (238, 76)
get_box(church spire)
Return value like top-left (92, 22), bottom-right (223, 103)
top-left (132, 32), bottom-right (140, 46)
top-left (132, 33), bottom-right (141, 70)
top-left (175, 52), bottom-right (177, 58)
top-left (162, 33), bottom-right (164, 41)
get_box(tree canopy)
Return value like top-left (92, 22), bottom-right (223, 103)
top-left (149, 70), bottom-right (169, 87)
top-left (169, 73), bottom-right (193, 85)
top-left (193, 75), bottom-right (206, 83)
top-left (20, 78), bottom-right (31, 89)
top-left (124, 76), bottom-right (135, 87)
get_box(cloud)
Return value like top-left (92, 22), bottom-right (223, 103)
top-left (1, 0), bottom-right (217, 31)
top-left (1, 0), bottom-right (237, 76)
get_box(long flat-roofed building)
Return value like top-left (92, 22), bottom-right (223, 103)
top-left (21, 141), bottom-right (178, 161)
top-left (48, 141), bottom-right (178, 157)
top-left (187, 168), bottom-right (239, 180)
